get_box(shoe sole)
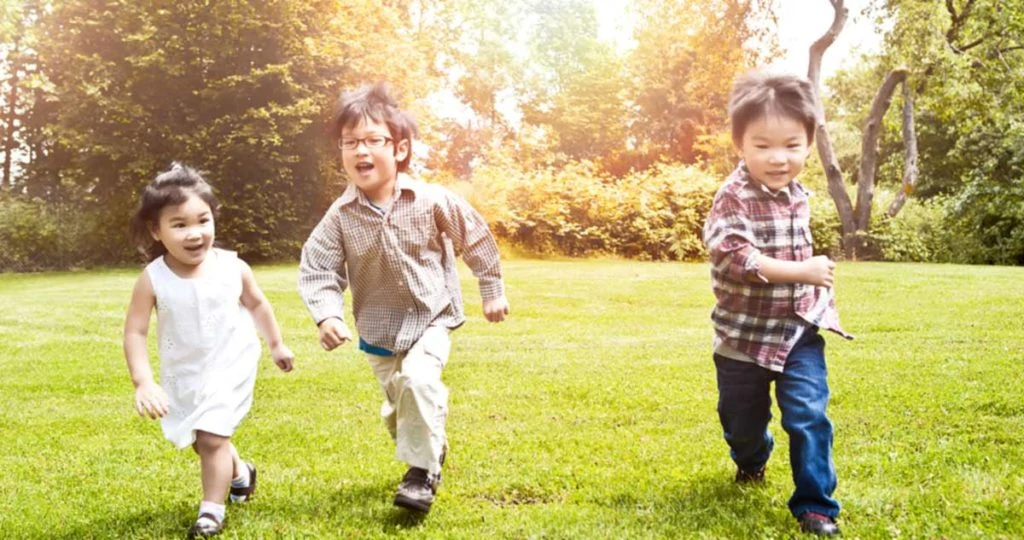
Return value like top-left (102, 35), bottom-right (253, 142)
top-left (394, 494), bottom-right (432, 513)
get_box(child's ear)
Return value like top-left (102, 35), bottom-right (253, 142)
top-left (149, 223), bottom-right (160, 241)
top-left (394, 138), bottom-right (410, 163)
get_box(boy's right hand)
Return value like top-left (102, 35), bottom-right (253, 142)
top-left (318, 317), bottom-right (352, 351)
top-left (134, 380), bottom-right (168, 419)
top-left (803, 255), bottom-right (836, 288)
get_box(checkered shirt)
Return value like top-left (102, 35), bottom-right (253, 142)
top-left (298, 173), bottom-right (505, 353)
top-left (703, 165), bottom-right (851, 372)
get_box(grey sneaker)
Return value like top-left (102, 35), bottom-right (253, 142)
top-left (393, 467), bottom-right (436, 512)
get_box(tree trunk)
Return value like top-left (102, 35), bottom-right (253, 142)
top-left (856, 68), bottom-right (907, 230)
top-left (809, 1), bottom-right (919, 259)
top-left (2, 44), bottom-right (21, 191)
top-left (888, 82), bottom-right (919, 217)
top-left (808, 0), bottom-right (859, 257)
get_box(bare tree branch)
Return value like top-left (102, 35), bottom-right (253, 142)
top-left (888, 80), bottom-right (919, 217)
top-left (808, 0), bottom-right (857, 255)
top-left (855, 68), bottom-right (908, 230)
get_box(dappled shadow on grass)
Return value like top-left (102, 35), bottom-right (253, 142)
top-left (52, 502), bottom-right (195, 540)
top-left (599, 472), bottom-right (789, 536)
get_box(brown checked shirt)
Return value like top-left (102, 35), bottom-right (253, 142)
top-left (703, 165), bottom-right (851, 372)
top-left (298, 173), bottom-right (505, 354)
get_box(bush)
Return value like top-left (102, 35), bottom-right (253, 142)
top-left (468, 160), bottom-right (719, 261)
top-left (0, 194), bottom-right (62, 271)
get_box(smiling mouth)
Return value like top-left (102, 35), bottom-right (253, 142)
top-left (355, 163), bottom-right (374, 173)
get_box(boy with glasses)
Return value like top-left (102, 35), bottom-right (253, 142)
top-left (298, 83), bottom-right (510, 513)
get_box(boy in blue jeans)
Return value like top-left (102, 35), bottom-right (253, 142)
top-left (703, 71), bottom-right (853, 536)
top-left (298, 83), bottom-right (510, 513)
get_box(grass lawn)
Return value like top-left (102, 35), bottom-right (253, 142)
top-left (1, 259), bottom-right (1022, 538)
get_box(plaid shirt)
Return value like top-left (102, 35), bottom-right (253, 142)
top-left (703, 165), bottom-right (851, 372)
top-left (298, 173), bottom-right (505, 354)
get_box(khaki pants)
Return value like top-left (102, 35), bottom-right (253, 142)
top-left (366, 326), bottom-right (451, 474)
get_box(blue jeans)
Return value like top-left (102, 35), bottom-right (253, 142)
top-left (714, 328), bottom-right (839, 518)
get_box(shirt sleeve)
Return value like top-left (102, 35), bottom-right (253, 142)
top-left (434, 188), bottom-right (505, 301)
top-left (297, 200), bottom-right (349, 324)
top-left (703, 191), bottom-right (768, 283)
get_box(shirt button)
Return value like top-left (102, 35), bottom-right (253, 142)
top-left (407, 307), bottom-right (414, 313)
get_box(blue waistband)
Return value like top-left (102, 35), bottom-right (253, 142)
top-left (359, 337), bottom-right (395, 357)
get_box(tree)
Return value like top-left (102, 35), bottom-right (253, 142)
top-left (626, 0), bottom-right (777, 173)
top-left (808, 0), bottom-right (919, 259)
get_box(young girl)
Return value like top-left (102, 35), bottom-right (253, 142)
top-left (123, 163), bottom-right (294, 538)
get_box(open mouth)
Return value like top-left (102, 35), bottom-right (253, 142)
top-left (184, 245), bottom-right (205, 254)
top-left (355, 163), bottom-right (374, 173)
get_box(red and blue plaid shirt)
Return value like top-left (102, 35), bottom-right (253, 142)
top-left (703, 165), bottom-right (851, 372)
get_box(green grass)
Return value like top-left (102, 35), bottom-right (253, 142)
top-left (1, 260), bottom-right (1022, 538)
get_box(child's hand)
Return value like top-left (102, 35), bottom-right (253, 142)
top-left (271, 343), bottom-right (295, 372)
top-left (803, 255), bottom-right (836, 288)
top-left (134, 381), bottom-right (168, 419)
top-left (318, 317), bottom-right (353, 351)
top-left (482, 295), bottom-right (510, 323)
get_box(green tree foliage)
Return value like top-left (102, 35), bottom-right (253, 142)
top-left (829, 0), bottom-right (1024, 263)
top-left (626, 0), bottom-right (777, 173)
top-left (10, 0), bottom-right (440, 266)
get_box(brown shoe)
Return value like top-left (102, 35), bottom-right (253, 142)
top-left (799, 512), bottom-right (840, 536)
top-left (735, 466), bottom-right (766, 484)
top-left (393, 467), bottom-right (436, 512)
top-left (229, 462), bottom-right (257, 503)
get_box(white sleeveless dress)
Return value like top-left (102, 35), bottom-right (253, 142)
top-left (146, 249), bottom-right (261, 449)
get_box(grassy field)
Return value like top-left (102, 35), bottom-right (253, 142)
top-left (1, 259), bottom-right (1022, 539)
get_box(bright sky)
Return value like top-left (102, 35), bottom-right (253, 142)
top-left (595, 0), bottom-right (881, 82)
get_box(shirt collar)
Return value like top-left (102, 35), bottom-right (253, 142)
top-left (337, 172), bottom-right (419, 207)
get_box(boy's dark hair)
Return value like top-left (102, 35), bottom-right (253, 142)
top-left (129, 162), bottom-right (219, 262)
top-left (729, 71), bottom-right (818, 145)
top-left (331, 82), bottom-right (418, 173)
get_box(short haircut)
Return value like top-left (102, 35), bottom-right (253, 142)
top-left (129, 162), bottom-right (219, 262)
top-left (729, 71), bottom-right (818, 145)
top-left (331, 82), bottom-right (418, 172)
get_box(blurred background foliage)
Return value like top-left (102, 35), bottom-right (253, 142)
top-left (1, 0), bottom-right (1022, 270)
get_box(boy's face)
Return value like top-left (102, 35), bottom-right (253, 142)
top-left (736, 114), bottom-right (811, 191)
top-left (340, 117), bottom-right (409, 203)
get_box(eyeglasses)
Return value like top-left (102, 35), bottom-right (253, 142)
top-left (338, 135), bottom-right (393, 151)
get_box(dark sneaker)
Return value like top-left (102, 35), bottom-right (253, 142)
top-left (394, 467), bottom-right (437, 513)
top-left (799, 512), bottom-right (840, 536)
top-left (735, 466), bottom-right (766, 484)
top-left (187, 513), bottom-right (223, 538)
top-left (229, 462), bottom-right (257, 503)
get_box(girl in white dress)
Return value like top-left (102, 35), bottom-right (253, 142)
top-left (123, 163), bottom-right (294, 538)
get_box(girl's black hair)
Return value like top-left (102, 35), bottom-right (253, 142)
top-left (330, 82), bottom-right (418, 172)
top-left (129, 162), bottom-right (219, 262)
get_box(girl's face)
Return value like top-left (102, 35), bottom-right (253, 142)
top-left (339, 117), bottom-right (409, 204)
top-left (736, 113), bottom-right (811, 191)
top-left (150, 193), bottom-right (215, 274)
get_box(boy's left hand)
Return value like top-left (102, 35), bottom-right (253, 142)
top-left (271, 343), bottom-right (295, 372)
top-left (482, 295), bottom-right (510, 323)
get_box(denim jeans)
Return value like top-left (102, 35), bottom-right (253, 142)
top-left (714, 327), bottom-right (839, 518)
